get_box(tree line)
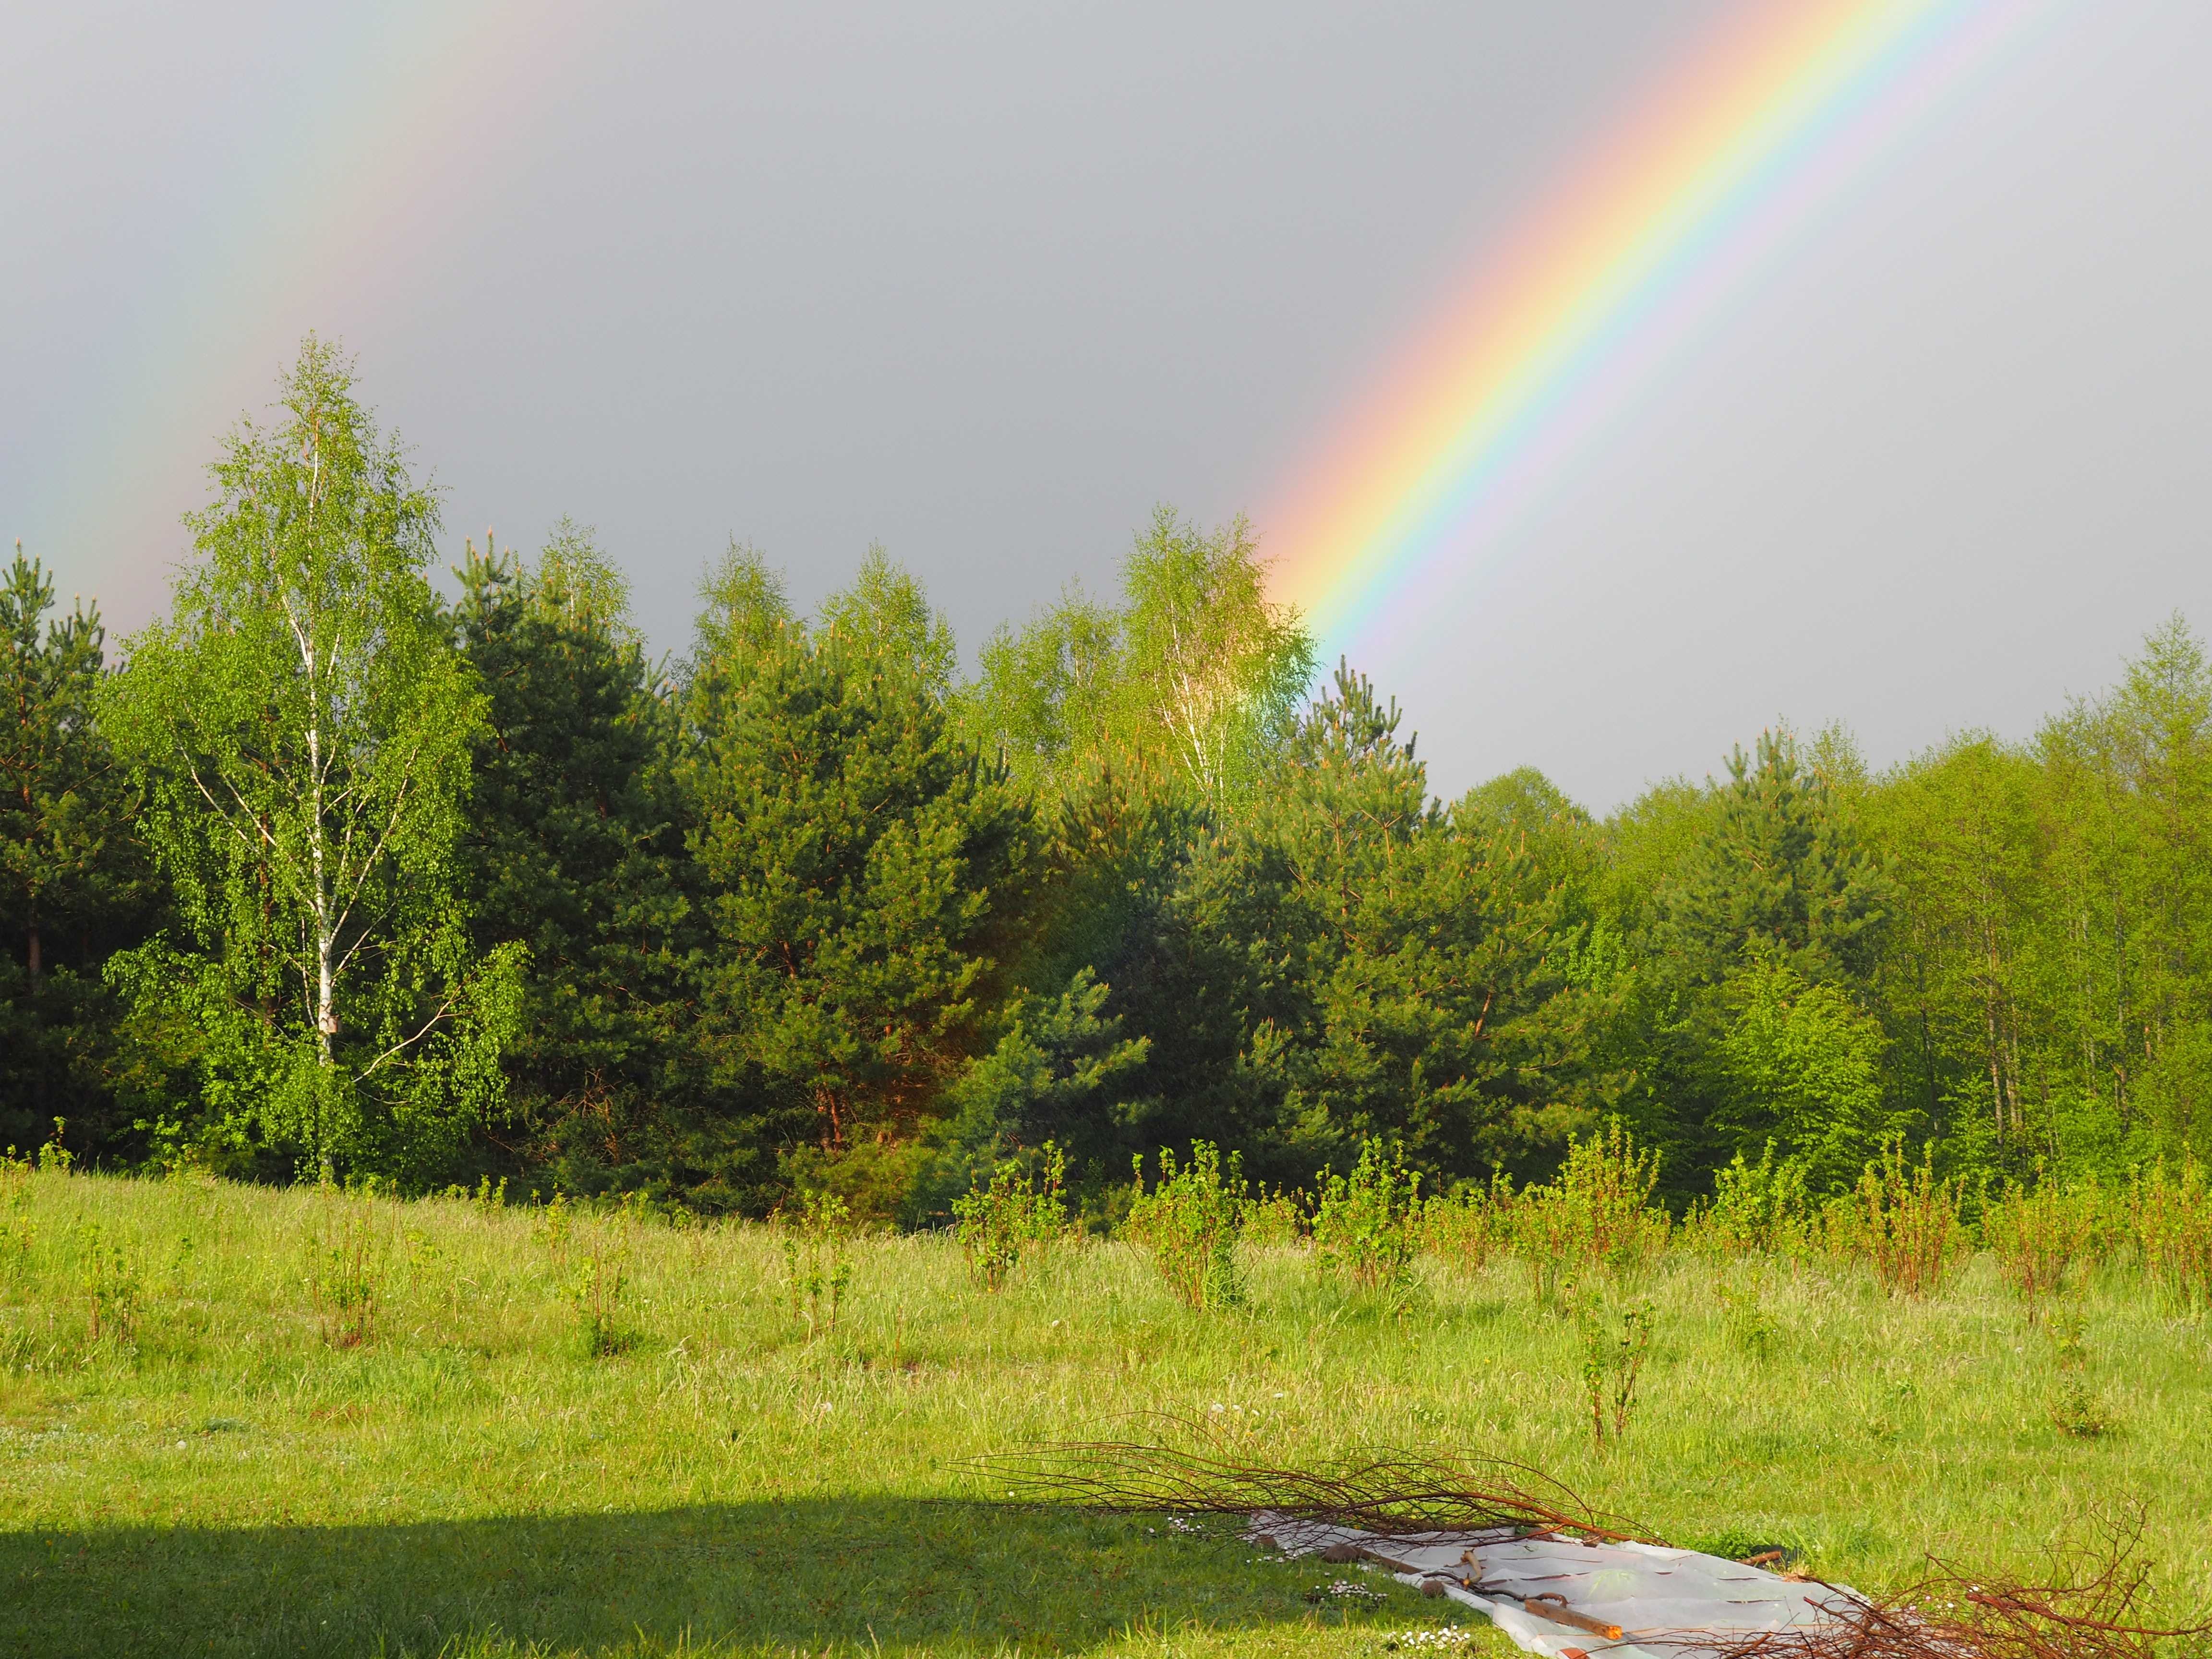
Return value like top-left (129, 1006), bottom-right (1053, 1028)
top-left (4, 340), bottom-right (2207, 1215)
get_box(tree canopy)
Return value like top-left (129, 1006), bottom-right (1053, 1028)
top-left (10, 339), bottom-right (2210, 1217)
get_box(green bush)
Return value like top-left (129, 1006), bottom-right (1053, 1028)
top-left (1571, 1288), bottom-right (1654, 1450)
top-left (1511, 1118), bottom-right (1670, 1302)
top-left (1311, 1138), bottom-right (1420, 1298)
top-left (1416, 1174), bottom-right (1511, 1275)
top-left (1985, 1169), bottom-right (2101, 1310)
top-left (1833, 1139), bottom-right (1959, 1298)
top-left (951, 1143), bottom-right (1068, 1291)
top-left (781, 1189), bottom-right (854, 1338)
top-left (2130, 1156), bottom-right (2212, 1312)
top-left (1692, 1140), bottom-right (1813, 1258)
top-left (1123, 1142), bottom-right (1245, 1311)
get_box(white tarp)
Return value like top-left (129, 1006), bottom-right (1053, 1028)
top-left (1250, 1517), bottom-right (1865, 1659)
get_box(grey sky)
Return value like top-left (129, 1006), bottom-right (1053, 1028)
top-left (4, 0), bottom-right (2207, 808)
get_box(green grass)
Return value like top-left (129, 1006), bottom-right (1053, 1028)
top-left (2, 1168), bottom-right (2208, 1657)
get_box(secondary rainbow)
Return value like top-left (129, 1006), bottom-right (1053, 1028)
top-left (66, 0), bottom-right (578, 622)
top-left (1268, 0), bottom-right (2019, 655)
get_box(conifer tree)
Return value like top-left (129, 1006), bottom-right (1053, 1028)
top-left (684, 551), bottom-right (1032, 1210)
top-left (0, 548), bottom-right (152, 1147)
top-left (453, 524), bottom-right (702, 1191)
top-left (1178, 662), bottom-right (1592, 1184)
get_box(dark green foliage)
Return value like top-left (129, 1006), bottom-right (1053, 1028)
top-left (452, 529), bottom-right (707, 1197)
top-left (0, 548), bottom-right (158, 1154)
top-left (1175, 663), bottom-right (1601, 1187)
top-left (906, 970), bottom-right (1146, 1225)
top-left (1657, 727), bottom-right (1889, 986)
top-left (684, 555), bottom-right (1034, 1213)
top-left (11, 341), bottom-right (2210, 1226)
top-left (1602, 726), bottom-right (1894, 1201)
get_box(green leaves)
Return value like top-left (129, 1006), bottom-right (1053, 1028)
top-left (453, 527), bottom-right (700, 1193)
top-left (1716, 955), bottom-right (1891, 1195)
top-left (1124, 1140), bottom-right (1246, 1311)
top-left (1310, 1137), bottom-right (1421, 1298)
top-left (686, 555), bottom-right (1032, 1175)
top-left (99, 338), bottom-right (506, 1181)
top-left (0, 545), bottom-right (151, 1149)
top-left (963, 507), bottom-right (1315, 809)
top-left (1179, 662), bottom-right (1593, 1184)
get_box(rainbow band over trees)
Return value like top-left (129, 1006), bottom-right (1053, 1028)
top-left (1268, 0), bottom-right (2007, 654)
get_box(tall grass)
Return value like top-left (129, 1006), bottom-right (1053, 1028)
top-left (2, 1152), bottom-right (2210, 1655)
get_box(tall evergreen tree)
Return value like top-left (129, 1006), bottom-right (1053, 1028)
top-left (1659, 728), bottom-right (1889, 986)
top-left (1176, 664), bottom-right (1596, 1185)
top-left (452, 525), bottom-right (703, 1193)
top-left (1600, 727), bottom-right (1891, 1197)
top-left (684, 552), bottom-right (1033, 1212)
top-left (0, 548), bottom-right (154, 1151)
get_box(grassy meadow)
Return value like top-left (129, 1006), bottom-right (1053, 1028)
top-left (2, 1167), bottom-right (2209, 1658)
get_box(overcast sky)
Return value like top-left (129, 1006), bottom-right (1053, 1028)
top-left (4, 0), bottom-right (2206, 807)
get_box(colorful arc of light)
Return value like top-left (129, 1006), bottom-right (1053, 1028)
top-left (1267, 0), bottom-right (2003, 658)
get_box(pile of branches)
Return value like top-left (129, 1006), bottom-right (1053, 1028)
top-left (980, 1436), bottom-right (1647, 1542)
top-left (984, 1439), bottom-right (2203, 1659)
top-left (1708, 1511), bottom-right (2206, 1659)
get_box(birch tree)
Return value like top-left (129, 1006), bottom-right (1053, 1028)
top-left (102, 338), bottom-right (520, 1179)
top-left (962, 507), bottom-right (1314, 807)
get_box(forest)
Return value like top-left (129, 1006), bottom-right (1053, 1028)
top-left (5, 340), bottom-right (2208, 1220)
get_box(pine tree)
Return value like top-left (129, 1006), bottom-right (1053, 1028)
top-left (0, 548), bottom-right (153, 1150)
top-left (684, 552), bottom-right (1032, 1211)
top-left (452, 525), bottom-right (704, 1193)
top-left (1661, 727), bottom-right (1889, 986)
top-left (1178, 662), bottom-right (1594, 1185)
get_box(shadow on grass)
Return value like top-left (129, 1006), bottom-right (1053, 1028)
top-left (0, 1497), bottom-right (1427, 1659)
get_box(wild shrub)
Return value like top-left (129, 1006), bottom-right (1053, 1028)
top-left (781, 1189), bottom-right (853, 1338)
top-left (1836, 1139), bottom-right (1959, 1297)
top-left (2129, 1156), bottom-right (2212, 1312)
top-left (952, 1142), bottom-right (1068, 1291)
top-left (1714, 1267), bottom-right (1780, 1359)
top-left (2046, 1308), bottom-right (2108, 1437)
top-left (80, 1223), bottom-right (141, 1345)
top-left (1513, 1119), bottom-right (1669, 1302)
top-left (36, 1119), bottom-right (75, 1176)
top-left (536, 1190), bottom-right (573, 1261)
top-left (1311, 1138), bottom-right (1421, 1298)
top-left (402, 1224), bottom-right (460, 1318)
top-left (0, 1151), bottom-right (33, 1282)
top-left (1570, 1288), bottom-right (1654, 1449)
top-left (567, 1230), bottom-right (635, 1358)
top-left (1416, 1175), bottom-right (1511, 1276)
top-left (1692, 1141), bottom-right (1813, 1258)
top-left (1124, 1141), bottom-right (1245, 1312)
top-left (1241, 1186), bottom-right (1305, 1249)
top-left (1986, 1171), bottom-right (2101, 1313)
top-left (309, 1202), bottom-right (384, 1348)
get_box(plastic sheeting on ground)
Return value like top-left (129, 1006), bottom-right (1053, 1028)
top-left (1249, 1516), bottom-right (1867, 1659)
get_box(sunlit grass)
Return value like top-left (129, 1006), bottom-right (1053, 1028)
top-left (2, 1169), bottom-right (2207, 1657)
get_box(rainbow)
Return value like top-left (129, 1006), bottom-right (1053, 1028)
top-left (1267, 0), bottom-right (2034, 657)
top-left (57, 1), bottom-right (573, 623)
